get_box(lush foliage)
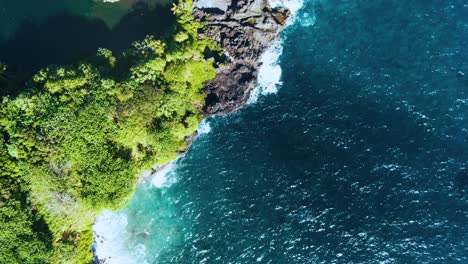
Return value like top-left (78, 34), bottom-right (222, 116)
top-left (0, 1), bottom-right (217, 263)
top-left (0, 130), bottom-right (53, 264)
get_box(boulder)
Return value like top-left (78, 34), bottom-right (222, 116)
top-left (192, 0), bottom-right (290, 115)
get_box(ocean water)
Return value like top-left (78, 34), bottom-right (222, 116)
top-left (0, 0), bottom-right (173, 83)
top-left (94, 0), bottom-right (468, 263)
top-left (0, 0), bottom-right (171, 39)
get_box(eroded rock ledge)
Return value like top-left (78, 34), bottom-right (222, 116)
top-left (193, 0), bottom-right (290, 115)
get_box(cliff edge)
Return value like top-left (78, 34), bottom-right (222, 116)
top-left (193, 0), bottom-right (290, 115)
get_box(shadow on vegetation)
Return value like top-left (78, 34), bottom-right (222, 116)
top-left (0, 1), bottom-right (175, 97)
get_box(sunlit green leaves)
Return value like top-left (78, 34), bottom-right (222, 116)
top-left (0, 0), bottom-right (219, 262)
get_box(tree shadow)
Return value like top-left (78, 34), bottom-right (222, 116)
top-left (0, 1), bottom-right (175, 97)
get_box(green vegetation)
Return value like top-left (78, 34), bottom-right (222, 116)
top-left (0, 63), bottom-right (6, 75)
top-left (0, 1), bottom-right (218, 263)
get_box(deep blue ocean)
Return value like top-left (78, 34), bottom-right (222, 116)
top-left (94, 0), bottom-right (468, 263)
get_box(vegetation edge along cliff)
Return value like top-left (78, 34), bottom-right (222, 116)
top-left (0, 1), bottom-right (219, 263)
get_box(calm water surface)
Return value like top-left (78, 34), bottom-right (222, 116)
top-left (0, 0), bottom-right (173, 80)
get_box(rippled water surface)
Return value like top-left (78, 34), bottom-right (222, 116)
top-left (96, 0), bottom-right (468, 263)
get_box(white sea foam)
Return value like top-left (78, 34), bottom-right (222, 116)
top-left (248, 41), bottom-right (285, 103)
top-left (269, 0), bottom-right (304, 17)
top-left (197, 119), bottom-right (212, 135)
top-left (248, 0), bottom-right (304, 103)
top-left (93, 210), bottom-right (139, 264)
top-left (94, 161), bottom-right (179, 262)
top-left (151, 161), bottom-right (177, 188)
top-left (298, 10), bottom-right (316, 27)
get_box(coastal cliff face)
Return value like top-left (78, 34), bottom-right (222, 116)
top-left (193, 0), bottom-right (290, 115)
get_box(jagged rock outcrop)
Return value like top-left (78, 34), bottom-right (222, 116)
top-left (193, 0), bottom-right (290, 115)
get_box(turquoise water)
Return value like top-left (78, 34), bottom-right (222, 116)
top-left (95, 0), bottom-right (467, 263)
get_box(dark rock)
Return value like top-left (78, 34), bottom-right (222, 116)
top-left (272, 8), bottom-right (291, 25)
top-left (193, 0), bottom-right (290, 115)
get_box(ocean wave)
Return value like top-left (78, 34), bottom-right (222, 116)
top-left (151, 161), bottom-right (178, 188)
top-left (248, 40), bottom-right (285, 103)
top-left (197, 119), bottom-right (212, 135)
top-left (248, 0), bottom-right (304, 103)
top-left (269, 0), bottom-right (304, 16)
top-left (93, 211), bottom-right (143, 264)
top-left (93, 161), bottom-right (179, 263)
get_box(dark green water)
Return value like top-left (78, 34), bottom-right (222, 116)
top-left (0, 0), bottom-right (173, 86)
top-left (0, 0), bottom-right (91, 40)
top-left (0, 0), bottom-right (171, 39)
top-left (104, 0), bottom-right (468, 262)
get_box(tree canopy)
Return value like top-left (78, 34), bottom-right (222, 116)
top-left (0, 1), bottom-right (218, 262)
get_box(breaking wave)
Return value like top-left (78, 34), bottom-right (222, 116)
top-left (93, 211), bottom-right (141, 264)
top-left (197, 119), bottom-right (212, 135)
top-left (248, 0), bottom-right (305, 103)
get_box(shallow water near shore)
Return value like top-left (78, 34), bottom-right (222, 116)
top-left (95, 0), bottom-right (467, 263)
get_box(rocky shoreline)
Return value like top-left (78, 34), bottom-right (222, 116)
top-left (136, 0), bottom-right (290, 194)
top-left (146, 0), bottom-right (290, 179)
top-left (93, 1), bottom-right (289, 262)
top-left (194, 0), bottom-right (290, 115)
